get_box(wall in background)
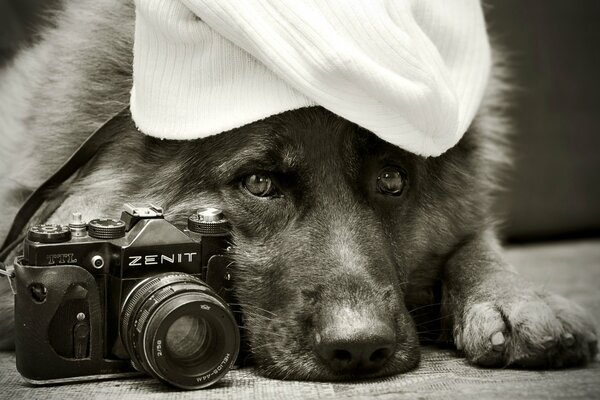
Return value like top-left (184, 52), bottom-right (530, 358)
top-left (486, 0), bottom-right (600, 241)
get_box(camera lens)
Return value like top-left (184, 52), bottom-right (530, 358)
top-left (121, 273), bottom-right (239, 389)
top-left (165, 315), bottom-right (211, 363)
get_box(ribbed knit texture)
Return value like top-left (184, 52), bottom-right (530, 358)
top-left (131, 0), bottom-right (491, 157)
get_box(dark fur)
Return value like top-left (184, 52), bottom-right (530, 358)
top-left (0, 0), bottom-right (596, 380)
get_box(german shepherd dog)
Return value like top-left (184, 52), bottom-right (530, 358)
top-left (0, 0), bottom-right (597, 381)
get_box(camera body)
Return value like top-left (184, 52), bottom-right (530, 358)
top-left (12, 204), bottom-right (240, 389)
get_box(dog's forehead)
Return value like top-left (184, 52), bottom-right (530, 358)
top-left (214, 107), bottom-right (367, 174)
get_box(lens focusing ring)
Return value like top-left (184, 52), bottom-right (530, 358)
top-left (121, 273), bottom-right (239, 389)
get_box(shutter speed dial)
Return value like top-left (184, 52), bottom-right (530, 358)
top-left (187, 207), bottom-right (231, 235)
top-left (88, 218), bottom-right (126, 239)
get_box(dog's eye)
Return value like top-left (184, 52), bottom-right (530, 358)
top-left (242, 174), bottom-right (277, 197)
top-left (376, 166), bottom-right (406, 196)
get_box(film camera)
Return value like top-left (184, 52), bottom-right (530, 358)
top-left (8, 204), bottom-right (240, 389)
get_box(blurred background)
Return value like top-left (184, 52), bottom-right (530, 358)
top-left (487, 0), bottom-right (600, 243)
top-left (1, 0), bottom-right (599, 244)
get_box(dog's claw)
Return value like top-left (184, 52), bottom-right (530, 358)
top-left (542, 335), bottom-right (555, 349)
top-left (491, 331), bottom-right (505, 351)
top-left (314, 333), bottom-right (322, 345)
top-left (562, 333), bottom-right (575, 347)
top-left (455, 329), bottom-right (464, 350)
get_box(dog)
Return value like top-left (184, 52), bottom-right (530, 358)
top-left (0, 0), bottom-right (597, 381)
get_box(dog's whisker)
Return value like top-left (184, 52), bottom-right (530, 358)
top-left (242, 310), bottom-right (279, 320)
top-left (250, 344), bottom-right (271, 352)
top-left (250, 341), bottom-right (284, 352)
top-left (415, 328), bottom-right (453, 335)
top-left (241, 313), bottom-right (288, 329)
top-left (230, 307), bottom-right (278, 319)
top-left (414, 314), bottom-right (453, 326)
top-left (408, 302), bottom-right (444, 314)
top-left (237, 327), bottom-right (287, 339)
top-left (229, 303), bottom-right (278, 317)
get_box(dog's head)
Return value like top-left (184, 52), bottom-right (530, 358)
top-left (62, 105), bottom-right (498, 381)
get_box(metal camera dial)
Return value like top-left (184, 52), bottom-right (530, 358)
top-left (28, 224), bottom-right (71, 243)
top-left (68, 212), bottom-right (88, 237)
top-left (187, 208), bottom-right (230, 235)
top-left (88, 218), bottom-right (126, 239)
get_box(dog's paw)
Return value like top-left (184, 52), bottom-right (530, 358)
top-left (454, 292), bottom-right (598, 368)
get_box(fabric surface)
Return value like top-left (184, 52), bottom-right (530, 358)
top-left (131, 0), bottom-right (490, 157)
top-left (1, 239), bottom-right (599, 399)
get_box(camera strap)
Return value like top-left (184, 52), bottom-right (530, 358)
top-left (0, 105), bottom-right (130, 272)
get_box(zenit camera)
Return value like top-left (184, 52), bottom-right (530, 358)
top-left (9, 204), bottom-right (240, 390)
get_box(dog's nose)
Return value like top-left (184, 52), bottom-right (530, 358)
top-left (315, 308), bottom-right (395, 374)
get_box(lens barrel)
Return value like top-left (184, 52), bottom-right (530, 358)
top-left (121, 273), bottom-right (239, 389)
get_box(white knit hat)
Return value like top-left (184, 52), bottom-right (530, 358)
top-left (131, 0), bottom-right (491, 157)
